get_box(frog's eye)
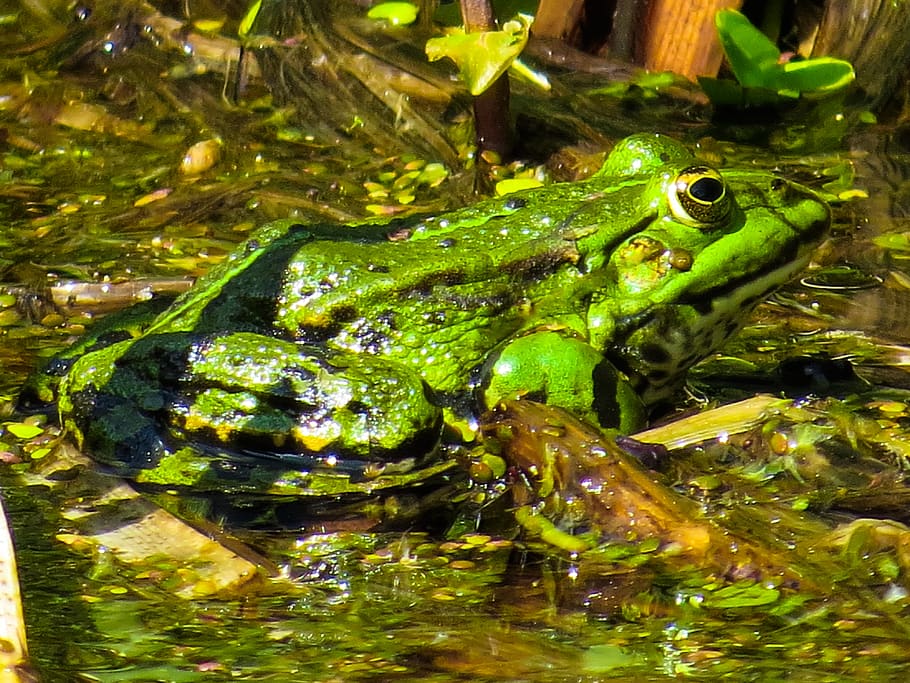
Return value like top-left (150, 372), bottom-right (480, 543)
top-left (668, 166), bottom-right (732, 228)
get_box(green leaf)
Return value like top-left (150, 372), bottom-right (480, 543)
top-left (425, 14), bottom-right (532, 95)
top-left (872, 233), bottom-right (910, 253)
top-left (495, 177), bottom-right (543, 195)
top-left (776, 57), bottom-right (855, 93)
top-left (367, 2), bottom-right (418, 26)
top-left (715, 9), bottom-right (780, 88)
top-left (5, 423), bottom-right (43, 439)
top-left (416, 162), bottom-right (448, 186)
top-left (582, 644), bottom-right (641, 672)
top-left (703, 581), bottom-right (780, 609)
top-left (710, 9), bottom-right (855, 105)
top-left (238, 0), bottom-right (261, 38)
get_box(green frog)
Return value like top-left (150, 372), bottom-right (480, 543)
top-left (30, 134), bottom-right (829, 498)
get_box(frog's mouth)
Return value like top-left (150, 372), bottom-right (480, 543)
top-left (609, 210), bottom-right (828, 406)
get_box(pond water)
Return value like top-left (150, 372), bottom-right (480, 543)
top-left (4, 1), bottom-right (910, 681)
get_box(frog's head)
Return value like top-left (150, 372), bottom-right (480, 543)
top-left (585, 134), bottom-right (830, 405)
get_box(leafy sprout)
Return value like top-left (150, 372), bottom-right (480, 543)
top-left (425, 14), bottom-right (533, 96)
top-left (699, 9), bottom-right (855, 107)
top-left (238, 0), bottom-right (262, 39)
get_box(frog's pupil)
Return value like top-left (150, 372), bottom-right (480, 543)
top-left (690, 177), bottom-right (724, 202)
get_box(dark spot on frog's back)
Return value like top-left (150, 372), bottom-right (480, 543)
top-left (272, 365), bottom-right (317, 395)
top-left (123, 332), bottom-right (198, 383)
top-left (412, 269), bottom-right (468, 293)
top-left (436, 289), bottom-right (515, 314)
top-left (502, 243), bottom-right (579, 280)
top-left (345, 400), bottom-right (371, 416)
top-left (297, 320), bottom-right (344, 344)
top-left (194, 227), bottom-right (315, 335)
top-left (375, 310), bottom-right (398, 332)
top-left (329, 304), bottom-right (358, 323)
top-left (296, 303), bottom-right (361, 342)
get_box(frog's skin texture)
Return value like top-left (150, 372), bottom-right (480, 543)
top-left (42, 134), bottom-right (830, 495)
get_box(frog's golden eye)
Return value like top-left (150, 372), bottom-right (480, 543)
top-left (668, 166), bottom-right (732, 228)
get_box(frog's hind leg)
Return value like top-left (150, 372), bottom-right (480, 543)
top-left (171, 332), bottom-right (444, 471)
top-left (60, 329), bottom-right (444, 487)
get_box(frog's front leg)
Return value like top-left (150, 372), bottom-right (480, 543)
top-left (479, 330), bottom-right (646, 433)
top-left (61, 331), bottom-right (443, 477)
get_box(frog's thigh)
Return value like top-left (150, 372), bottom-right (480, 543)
top-left (481, 330), bottom-right (646, 432)
top-left (183, 332), bottom-right (443, 458)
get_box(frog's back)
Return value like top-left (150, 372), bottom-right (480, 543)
top-left (273, 186), bottom-right (602, 390)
